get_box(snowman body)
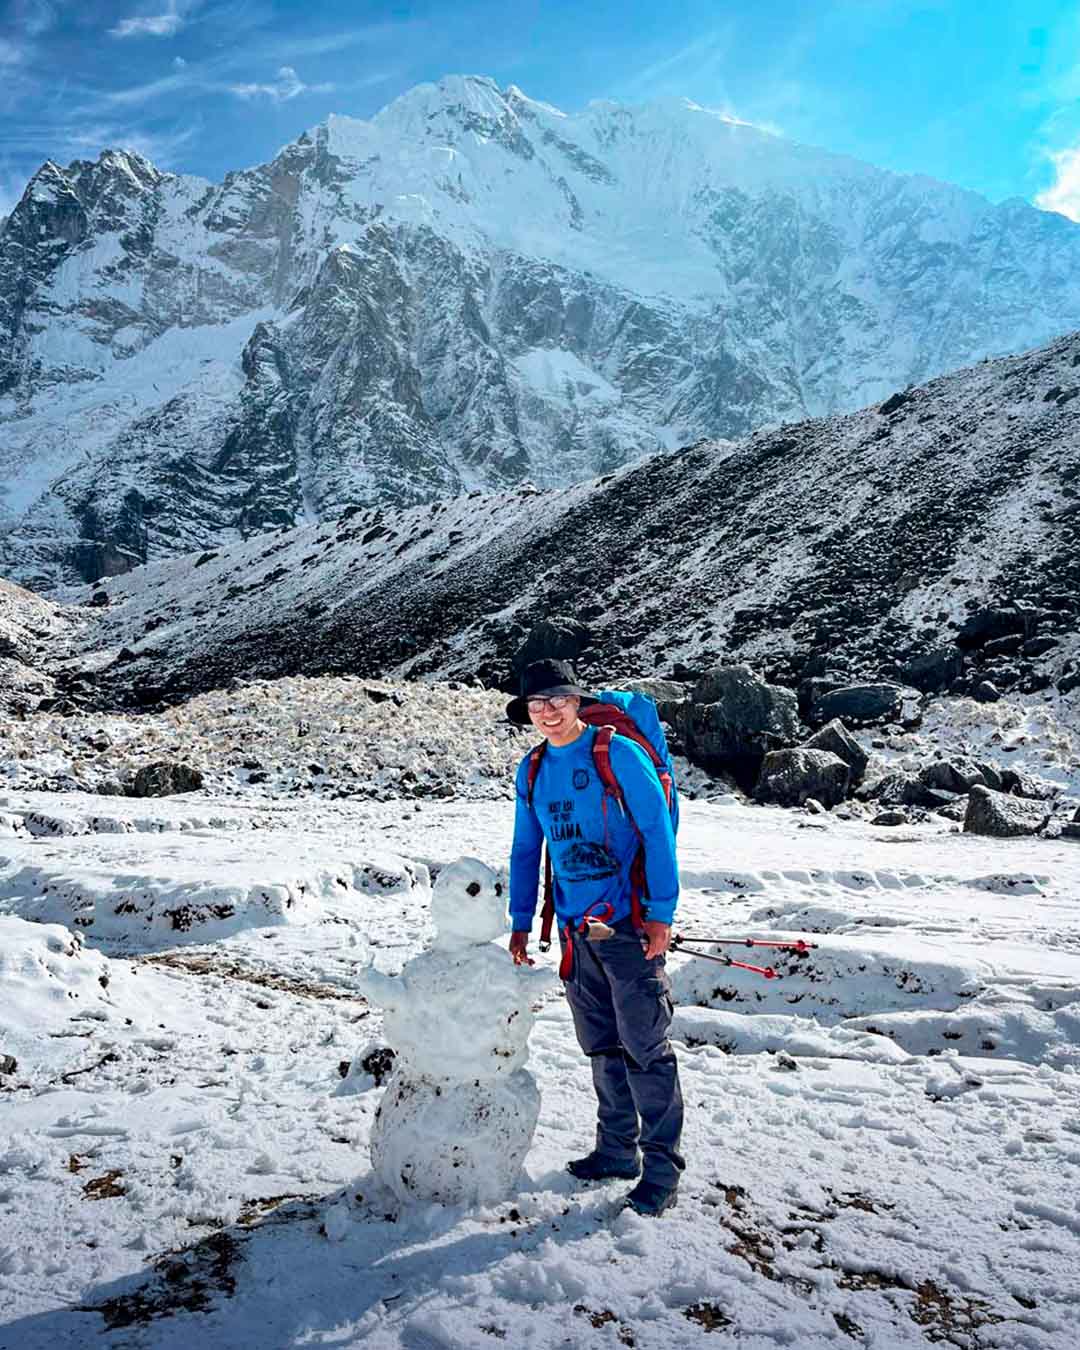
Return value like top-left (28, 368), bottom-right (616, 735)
top-left (368, 858), bottom-right (542, 1205)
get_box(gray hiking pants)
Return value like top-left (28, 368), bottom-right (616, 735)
top-left (562, 917), bottom-right (686, 1188)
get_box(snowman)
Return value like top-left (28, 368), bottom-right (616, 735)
top-left (359, 857), bottom-right (544, 1206)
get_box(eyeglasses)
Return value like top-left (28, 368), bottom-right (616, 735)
top-left (526, 694), bottom-right (574, 712)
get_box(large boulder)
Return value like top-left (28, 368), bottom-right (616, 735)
top-left (956, 604), bottom-right (1038, 649)
top-left (511, 617), bottom-right (590, 677)
top-left (755, 748), bottom-right (850, 809)
top-left (811, 683), bottom-right (922, 728)
top-left (963, 785), bottom-right (1051, 838)
top-left (919, 757), bottom-right (989, 795)
top-left (797, 674), bottom-right (848, 720)
top-left (898, 647), bottom-right (963, 694)
top-left (129, 762), bottom-right (205, 797)
top-left (802, 718), bottom-right (869, 785)
top-left (859, 771), bottom-right (947, 809)
top-left (676, 665), bottom-right (802, 788)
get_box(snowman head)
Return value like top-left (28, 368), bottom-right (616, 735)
top-left (430, 857), bottom-right (508, 948)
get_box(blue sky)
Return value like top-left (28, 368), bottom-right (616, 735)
top-left (1, 0), bottom-right (1079, 221)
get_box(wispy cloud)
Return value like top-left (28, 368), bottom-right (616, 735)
top-left (229, 65), bottom-right (333, 103)
top-left (13, 0), bottom-right (58, 38)
top-left (1035, 145), bottom-right (1080, 222)
top-left (0, 38), bottom-right (24, 66)
top-left (103, 69), bottom-right (196, 107)
top-left (109, 2), bottom-right (191, 40)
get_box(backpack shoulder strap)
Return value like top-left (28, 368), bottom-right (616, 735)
top-left (525, 741), bottom-right (547, 807)
top-left (591, 725), bottom-right (647, 930)
top-left (591, 725), bottom-right (624, 804)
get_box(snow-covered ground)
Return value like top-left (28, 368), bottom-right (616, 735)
top-left (2, 761), bottom-right (1079, 1347)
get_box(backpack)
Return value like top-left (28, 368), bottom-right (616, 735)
top-left (525, 690), bottom-right (679, 952)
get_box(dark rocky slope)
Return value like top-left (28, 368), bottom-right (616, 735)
top-left (39, 329), bottom-right (1078, 716)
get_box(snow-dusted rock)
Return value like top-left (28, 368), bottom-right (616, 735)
top-left (964, 785), bottom-right (1052, 839)
top-left (812, 683), bottom-right (922, 729)
top-left (802, 718), bottom-right (869, 784)
top-left (677, 665), bottom-right (802, 777)
top-left (755, 748), bottom-right (850, 809)
top-left (129, 762), bottom-right (204, 798)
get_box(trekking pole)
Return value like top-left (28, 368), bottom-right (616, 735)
top-left (670, 934), bottom-right (819, 981)
top-left (670, 946), bottom-right (779, 979)
top-left (674, 936), bottom-right (817, 956)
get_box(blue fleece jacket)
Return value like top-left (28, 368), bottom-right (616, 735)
top-left (509, 725), bottom-right (680, 932)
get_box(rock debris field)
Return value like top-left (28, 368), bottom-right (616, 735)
top-left (1, 679), bottom-right (1080, 1348)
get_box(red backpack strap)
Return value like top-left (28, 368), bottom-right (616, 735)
top-left (591, 726), bottom-right (647, 931)
top-left (526, 742), bottom-right (557, 951)
top-left (580, 704), bottom-right (673, 811)
top-left (591, 724), bottom-right (624, 804)
top-left (526, 741), bottom-right (546, 806)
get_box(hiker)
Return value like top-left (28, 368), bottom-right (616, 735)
top-left (506, 659), bottom-right (685, 1217)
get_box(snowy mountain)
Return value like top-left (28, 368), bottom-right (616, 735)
top-left (4, 75), bottom-right (1080, 590)
top-left (38, 327), bottom-right (1078, 713)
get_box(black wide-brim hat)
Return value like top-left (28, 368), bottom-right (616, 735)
top-left (505, 658), bottom-right (599, 726)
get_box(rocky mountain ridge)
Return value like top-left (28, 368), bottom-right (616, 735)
top-left (7, 326), bottom-right (1074, 720)
top-left (4, 76), bottom-right (1080, 589)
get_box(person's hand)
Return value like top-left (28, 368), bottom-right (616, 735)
top-left (641, 921), bottom-right (671, 960)
top-left (509, 931), bottom-right (534, 966)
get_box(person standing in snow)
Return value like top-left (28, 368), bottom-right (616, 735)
top-left (506, 659), bottom-right (684, 1217)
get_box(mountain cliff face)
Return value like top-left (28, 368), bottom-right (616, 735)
top-left (4, 75), bottom-right (1080, 590)
top-left (51, 329), bottom-right (1080, 715)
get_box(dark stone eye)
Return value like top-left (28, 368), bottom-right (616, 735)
top-left (466, 882), bottom-right (481, 897)
top-left (495, 883), bottom-right (504, 896)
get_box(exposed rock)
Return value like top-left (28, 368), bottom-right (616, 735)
top-left (754, 748), bottom-right (850, 809)
top-left (802, 718), bottom-right (869, 784)
top-left (797, 675), bottom-right (848, 719)
top-left (511, 616), bottom-right (590, 676)
top-left (129, 762), bottom-right (205, 797)
top-left (974, 761), bottom-right (1005, 791)
top-left (983, 633), bottom-right (1024, 658)
top-left (872, 809), bottom-right (909, 826)
top-left (919, 758), bottom-right (988, 794)
top-left (0, 1055), bottom-right (16, 1076)
top-left (934, 797), bottom-right (970, 823)
top-left (963, 784), bottom-right (1051, 838)
top-left (812, 683), bottom-right (921, 728)
top-left (972, 680), bottom-right (1002, 704)
top-left (859, 772), bottom-right (944, 809)
top-left (1058, 661), bottom-right (1080, 695)
top-left (956, 605), bottom-right (1037, 649)
top-left (676, 665), bottom-right (802, 788)
top-left (898, 647), bottom-right (963, 693)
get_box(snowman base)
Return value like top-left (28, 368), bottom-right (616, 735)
top-left (371, 1067), bottom-right (540, 1206)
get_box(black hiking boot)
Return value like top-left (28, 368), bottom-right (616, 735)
top-left (566, 1152), bottom-right (641, 1182)
top-left (624, 1178), bottom-right (679, 1217)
